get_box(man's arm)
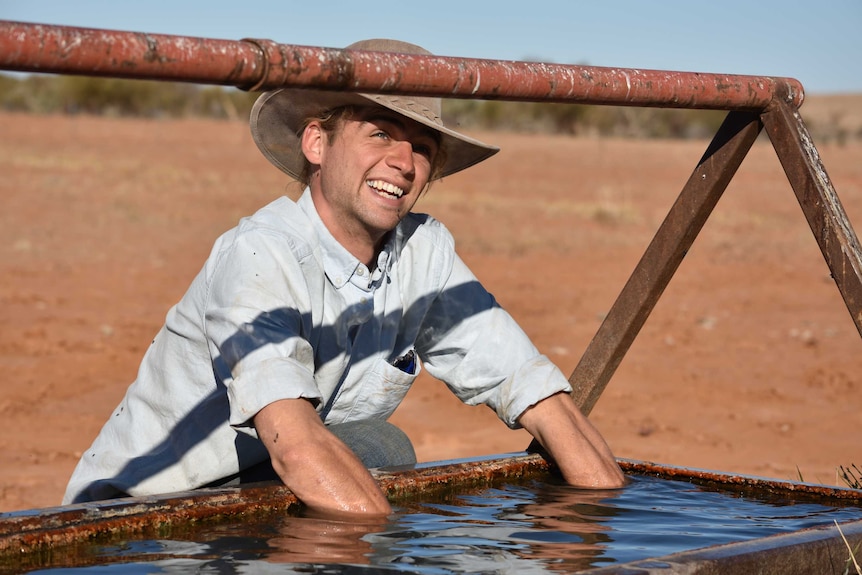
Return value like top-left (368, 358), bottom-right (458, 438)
top-left (518, 392), bottom-right (626, 489)
top-left (254, 398), bottom-right (392, 515)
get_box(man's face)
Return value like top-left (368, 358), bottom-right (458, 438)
top-left (306, 107), bottom-right (439, 247)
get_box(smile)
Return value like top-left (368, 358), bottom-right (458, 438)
top-left (367, 179), bottom-right (405, 199)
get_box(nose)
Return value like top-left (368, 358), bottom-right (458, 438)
top-left (386, 140), bottom-right (415, 176)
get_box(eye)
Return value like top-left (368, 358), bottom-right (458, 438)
top-left (413, 143), bottom-right (435, 160)
top-left (372, 130), bottom-right (390, 141)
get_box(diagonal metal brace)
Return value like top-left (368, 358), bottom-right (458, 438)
top-left (761, 100), bottom-right (862, 338)
top-left (569, 111), bottom-right (763, 415)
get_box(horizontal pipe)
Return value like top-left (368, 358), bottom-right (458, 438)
top-left (0, 20), bottom-right (804, 111)
top-left (0, 21), bottom-right (265, 86)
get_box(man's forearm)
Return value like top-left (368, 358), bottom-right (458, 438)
top-left (254, 398), bottom-right (392, 515)
top-left (519, 392), bottom-right (626, 489)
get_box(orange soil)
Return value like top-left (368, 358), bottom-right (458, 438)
top-left (1, 112), bottom-right (860, 512)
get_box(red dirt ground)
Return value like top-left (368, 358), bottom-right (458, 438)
top-left (1, 111), bottom-right (860, 512)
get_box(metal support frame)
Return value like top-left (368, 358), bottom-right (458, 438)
top-left (0, 22), bottom-right (859, 422)
top-left (573, 100), bottom-right (862, 414)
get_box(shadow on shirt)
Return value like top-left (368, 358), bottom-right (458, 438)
top-left (74, 279), bottom-right (500, 502)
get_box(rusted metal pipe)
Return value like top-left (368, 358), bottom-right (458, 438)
top-left (762, 100), bottom-right (862, 337)
top-left (570, 111), bottom-right (764, 415)
top-left (0, 20), bottom-right (804, 110)
top-left (0, 21), bottom-right (266, 87)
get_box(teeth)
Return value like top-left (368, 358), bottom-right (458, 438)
top-left (367, 179), bottom-right (404, 198)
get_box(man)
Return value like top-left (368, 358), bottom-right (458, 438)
top-left (64, 39), bottom-right (624, 514)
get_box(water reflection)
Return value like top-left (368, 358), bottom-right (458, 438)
top-left (367, 479), bottom-right (620, 573)
top-left (72, 474), bottom-right (862, 574)
top-left (503, 479), bottom-right (621, 571)
top-left (265, 512), bottom-right (389, 565)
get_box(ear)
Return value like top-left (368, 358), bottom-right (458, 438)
top-left (301, 121), bottom-right (324, 166)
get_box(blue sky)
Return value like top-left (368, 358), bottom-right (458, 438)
top-left (3, 1), bottom-right (860, 94)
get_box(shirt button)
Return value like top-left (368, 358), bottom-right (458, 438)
top-left (357, 268), bottom-right (365, 276)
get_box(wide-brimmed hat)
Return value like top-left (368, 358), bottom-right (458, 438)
top-left (249, 39), bottom-right (499, 181)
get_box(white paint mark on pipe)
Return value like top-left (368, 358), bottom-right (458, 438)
top-left (622, 70), bottom-right (632, 99)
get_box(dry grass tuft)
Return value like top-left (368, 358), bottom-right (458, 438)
top-left (838, 464), bottom-right (862, 490)
top-left (835, 520), bottom-right (861, 575)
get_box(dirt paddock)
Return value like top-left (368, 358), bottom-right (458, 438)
top-left (1, 109), bottom-right (860, 512)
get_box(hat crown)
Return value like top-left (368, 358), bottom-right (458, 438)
top-left (346, 38), bottom-right (431, 56)
top-left (345, 39), bottom-right (443, 127)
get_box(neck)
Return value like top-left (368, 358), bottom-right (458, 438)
top-left (341, 232), bottom-right (381, 268)
top-left (309, 193), bottom-right (385, 268)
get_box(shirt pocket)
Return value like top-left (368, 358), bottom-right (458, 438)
top-left (346, 354), bottom-right (422, 421)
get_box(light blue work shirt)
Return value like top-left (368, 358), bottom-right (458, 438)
top-left (63, 190), bottom-right (571, 503)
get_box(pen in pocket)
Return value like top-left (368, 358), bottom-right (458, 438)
top-left (392, 349), bottom-right (416, 374)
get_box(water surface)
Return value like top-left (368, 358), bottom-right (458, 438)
top-left (30, 474), bottom-right (862, 573)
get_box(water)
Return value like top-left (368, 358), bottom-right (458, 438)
top-left (27, 475), bottom-right (862, 574)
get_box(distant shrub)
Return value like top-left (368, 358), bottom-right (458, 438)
top-left (0, 73), bottom-right (258, 119)
top-left (444, 98), bottom-right (725, 139)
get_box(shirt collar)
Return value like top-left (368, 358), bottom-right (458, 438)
top-left (298, 189), bottom-right (393, 290)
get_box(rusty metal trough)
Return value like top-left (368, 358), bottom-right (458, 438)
top-left (1, 19), bottom-right (861, 574)
top-left (0, 456), bottom-right (861, 573)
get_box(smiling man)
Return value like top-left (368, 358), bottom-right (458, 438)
top-left (63, 39), bottom-right (624, 514)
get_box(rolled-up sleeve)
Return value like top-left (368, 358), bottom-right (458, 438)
top-left (416, 254), bottom-right (572, 428)
top-left (204, 228), bottom-right (322, 428)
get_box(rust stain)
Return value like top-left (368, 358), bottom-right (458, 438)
top-left (2, 454), bottom-right (860, 561)
top-left (0, 20), bottom-right (804, 108)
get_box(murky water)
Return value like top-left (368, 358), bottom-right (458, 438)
top-left (29, 475), bottom-right (862, 573)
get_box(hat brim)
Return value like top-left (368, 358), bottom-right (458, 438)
top-left (250, 88), bottom-right (499, 180)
